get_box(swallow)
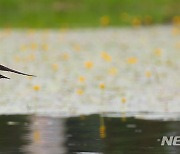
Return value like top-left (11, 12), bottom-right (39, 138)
top-left (0, 64), bottom-right (35, 79)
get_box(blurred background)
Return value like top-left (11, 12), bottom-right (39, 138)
top-left (0, 0), bottom-right (179, 28)
top-left (0, 1), bottom-right (180, 154)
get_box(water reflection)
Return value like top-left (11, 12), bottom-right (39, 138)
top-left (0, 115), bottom-right (30, 154)
top-left (65, 115), bottom-right (103, 153)
top-left (22, 116), bottom-right (66, 154)
top-left (0, 114), bottom-right (180, 154)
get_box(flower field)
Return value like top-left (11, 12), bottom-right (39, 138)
top-left (0, 24), bottom-right (179, 118)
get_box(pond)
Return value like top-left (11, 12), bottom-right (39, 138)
top-left (0, 114), bottom-right (180, 154)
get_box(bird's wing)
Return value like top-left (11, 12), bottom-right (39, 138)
top-left (0, 65), bottom-right (35, 77)
top-left (0, 74), bottom-right (10, 79)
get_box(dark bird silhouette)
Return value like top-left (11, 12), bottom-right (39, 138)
top-left (0, 64), bottom-right (35, 79)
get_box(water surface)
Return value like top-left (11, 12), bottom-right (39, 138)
top-left (0, 114), bottom-right (180, 154)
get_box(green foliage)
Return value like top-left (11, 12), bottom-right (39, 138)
top-left (0, 0), bottom-right (179, 28)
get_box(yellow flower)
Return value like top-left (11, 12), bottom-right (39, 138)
top-left (175, 42), bottom-right (180, 49)
top-left (145, 71), bottom-right (152, 78)
top-left (100, 15), bottom-right (110, 26)
top-left (20, 45), bottom-right (27, 52)
top-left (33, 85), bottom-right (40, 91)
top-left (127, 57), bottom-right (138, 64)
top-left (31, 43), bottom-right (38, 50)
top-left (108, 67), bottom-right (118, 75)
top-left (76, 89), bottom-right (84, 95)
top-left (61, 53), bottom-right (69, 61)
top-left (28, 54), bottom-right (35, 61)
top-left (99, 83), bottom-right (105, 89)
top-left (52, 64), bottom-right (59, 72)
top-left (84, 61), bottom-right (94, 69)
top-left (41, 43), bottom-right (48, 51)
top-left (132, 17), bottom-right (141, 27)
top-left (172, 27), bottom-right (180, 36)
top-left (172, 16), bottom-right (180, 25)
top-left (121, 97), bottom-right (126, 103)
top-left (73, 44), bottom-right (81, 52)
top-left (154, 48), bottom-right (163, 56)
top-left (78, 76), bottom-right (85, 83)
top-left (101, 52), bottom-right (112, 62)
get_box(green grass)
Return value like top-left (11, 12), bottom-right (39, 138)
top-left (0, 0), bottom-right (179, 28)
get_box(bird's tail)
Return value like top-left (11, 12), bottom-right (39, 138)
top-left (0, 74), bottom-right (10, 79)
top-left (0, 65), bottom-right (35, 77)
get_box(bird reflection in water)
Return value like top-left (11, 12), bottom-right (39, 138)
top-left (22, 116), bottom-right (67, 154)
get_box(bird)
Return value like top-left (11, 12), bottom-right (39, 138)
top-left (0, 64), bottom-right (35, 79)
